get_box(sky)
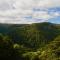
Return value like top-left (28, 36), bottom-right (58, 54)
top-left (0, 0), bottom-right (60, 24)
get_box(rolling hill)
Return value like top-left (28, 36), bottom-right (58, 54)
top-left (0, 22), bottom-right (60, 60)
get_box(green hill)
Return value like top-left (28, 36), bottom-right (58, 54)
top-left (22, 35), bottom-right (60, 60)
top-left (0, 22), bottom-right (60, 60)
top-left (8, 22), bottom-right (60, 49)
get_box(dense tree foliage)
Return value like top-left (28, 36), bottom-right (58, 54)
top-left (0, 22), bottom-right (60, 60)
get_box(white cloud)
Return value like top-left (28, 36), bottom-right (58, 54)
top-left (33, 11), bottom-right (51, 20)
top-left (0, 0), bottom-right (60, 24)
top-left (33, 0), bottom-right (60, 8)
top-left (51, 12), bottom-right (60, 16)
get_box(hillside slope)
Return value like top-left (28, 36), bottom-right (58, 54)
top-left (7, 22), bottom-right (60, 49)
top-left (0, 22), bottom-right (60, 60)
top-left (0, 22), bottom-right (60, 49)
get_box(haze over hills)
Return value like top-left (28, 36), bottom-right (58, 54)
top-left (0, 22), bottom-right (60, 60)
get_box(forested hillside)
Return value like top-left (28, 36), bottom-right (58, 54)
top-left (0, 22), bottom-right (60, 60)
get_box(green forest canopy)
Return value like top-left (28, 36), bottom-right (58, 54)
top-left (0, 22), bottom-right (60, 60)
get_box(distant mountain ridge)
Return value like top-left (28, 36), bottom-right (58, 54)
top-left (0, 22), bottom-right (60, 49)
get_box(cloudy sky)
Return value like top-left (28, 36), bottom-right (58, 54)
top-left (0, 0), bottom-right (60, 24)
